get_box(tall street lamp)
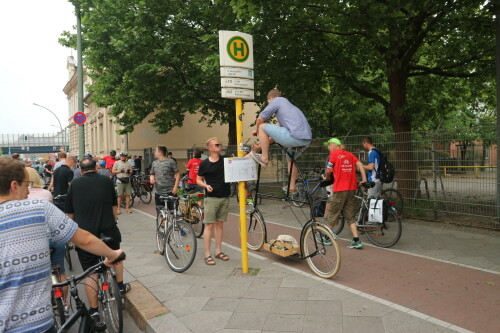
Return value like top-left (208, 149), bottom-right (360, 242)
top-left (33, 103), bottom-right (63, 132)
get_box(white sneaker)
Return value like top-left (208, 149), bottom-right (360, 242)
top-left (249, 151), bottom-right (268, 167)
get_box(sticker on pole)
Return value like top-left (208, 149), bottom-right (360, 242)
top-left (224, 157), bottom-right (258, 183)
top-left (219, 31), bottom-right (254, 69)
top-left (73, 112), bottom-right (87, 125)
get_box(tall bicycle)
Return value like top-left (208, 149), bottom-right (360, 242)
top-left (244, 144), bottom-right (341, 279)
top-left (156, 195), bottom-right (197, 272)
top-left (312, 182), bottom-right (402, 248)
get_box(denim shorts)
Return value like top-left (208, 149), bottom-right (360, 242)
top-left (49, 240), bottom-right (66, 274)
top-left (263, 124), bottom-right (311, 159)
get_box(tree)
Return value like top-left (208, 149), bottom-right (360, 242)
top-left (232, 0), bottom-right (495, 195)
top-left (61, 0), bottom-right (250, 144)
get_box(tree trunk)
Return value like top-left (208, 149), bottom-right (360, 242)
top-left (227, 111), bottom-right (237, 146)
top-left (386, 67), bottom-right (418, 199)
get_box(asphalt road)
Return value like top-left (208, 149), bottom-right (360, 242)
top-left (63, 247), bottom-right (142, 333)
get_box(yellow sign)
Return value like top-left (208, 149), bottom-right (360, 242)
top-left (227, 36), bottom-right (249, 63)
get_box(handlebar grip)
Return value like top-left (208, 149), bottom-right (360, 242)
top-left (111, 252), bottom-right (126, 265)
top-left (361, 182), bottom-right (376, 189)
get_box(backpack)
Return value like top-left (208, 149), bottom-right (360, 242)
top-left (372, 148), bottom-right (395, 184)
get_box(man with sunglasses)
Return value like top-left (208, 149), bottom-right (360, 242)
top-left (197, 138), bottom-right (231, 265)
top-left (0, 157), bottom-right (124, 333)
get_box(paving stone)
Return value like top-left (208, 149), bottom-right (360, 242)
top-left (215, 330), bottom-right (261, 333)
top-left (203, 297), bottom-right (242, 312)
top-left (236, 299), bottom-right (274, 314)
top-left (343, 315), bottom-right (385, 333)
top-left (181, 310), bottom-right (232, 333)
top-left (308, 285), bottom-right (354, 301)
top-left (225, 311), bottom-right (269, 330)
top-left (164, 296), bottom-right (210, 317)
top-left (250, 276), bottom-right (284, 288)
top-left (342, 296), bottom-right (394, 317)
top-left (276, 287), bottom-right (310, 300)
top-left (382, 309), bottom-right (455, 333)
top-left (263, 314), bottom-right (304, 332)
top-left (184, 285), bottom-right (248, 298)
top-left (127, 264), bottom-right (168, 278)
top-left (302, 314), bottom-right (342, 332)
top-left (138, 273), bottom-right (176, 289)
top-left (149, 284), bottom-right (191, 302)
top-left (146, 313), bottom-right (192, 333)
top-left (243, 285), bottom-right (279, 300)
top-left (305, 300), bottom-right (342, 316)
top-left (271, 300), bottom-right (307, 315)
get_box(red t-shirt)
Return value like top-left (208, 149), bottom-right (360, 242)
top-left (328, 150), bottom-right (359, 192)
top-left (186, 158), bottom-right (202, 184)
top-left (103, 155), bottom-right (118, 170)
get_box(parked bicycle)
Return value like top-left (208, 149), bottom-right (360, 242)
top-left (52, 251), bottom-right (126, 333)
top-left (156, 195), bottom-right (197, 272)
top-left (312, 182), bottom-right (402, 248)
top-left (292, 166), bottom-right (329, 207)
top-left (131, 173), bottom-right (152, 204)
top-left (178, 174), bottom-right (205, 238)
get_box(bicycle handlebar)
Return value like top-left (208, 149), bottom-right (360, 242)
top-left (54, 194), bottom-right (67, 200)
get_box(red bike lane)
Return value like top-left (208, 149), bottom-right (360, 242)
top-left (134, 203), bottom-right (500, 333)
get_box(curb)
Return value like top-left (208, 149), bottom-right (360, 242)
top-left (124, 280), bottom-right (169, 330)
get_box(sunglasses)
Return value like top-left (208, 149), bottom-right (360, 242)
top-left (214, 143), bottom-right (222, 147)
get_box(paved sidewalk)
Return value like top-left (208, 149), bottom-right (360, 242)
top-left (117, 204), bottom-right (499, 333)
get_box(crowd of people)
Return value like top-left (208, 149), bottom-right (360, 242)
top-left (0, 89), bottom-right (387, 332)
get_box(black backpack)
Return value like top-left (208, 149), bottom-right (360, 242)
top-left (372, 148), bottom-right (395, 183)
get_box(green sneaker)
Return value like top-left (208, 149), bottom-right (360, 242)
top-left (347, 240), bottom-right (363, 249)
top-left (315, 232), bottom-right (332, 246)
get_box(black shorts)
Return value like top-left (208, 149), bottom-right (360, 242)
top-left (76, 239), bottom-right (120, 271)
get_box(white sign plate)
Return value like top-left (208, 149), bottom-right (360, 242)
top-left (221, 88), bottom-right (255, 100)
top-left (221, 78), bottom-right (255, 90)
top-left (220, 67), bottom-right (254, 79)
top-left (219, 30), bottom-right (254, 69)
top-left (224, 157), bottom-right (258, 183)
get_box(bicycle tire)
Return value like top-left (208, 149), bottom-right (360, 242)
top-left (240, 210), bottom-right (266, 251)
top-left (53, 295), bottom-right (66, 328)
top-left (311, 198), bottom-right (345, 236)
top-left (139, 184), bottom-right (152, 204)
top-left (120, 194), bottom-right (134, 209)
top-left (302, 223), bottom-right (341, 279)
top-left (65, 243), bottom-right (73, 271)
top-left (380, 188), bottom-right (404, 215)
top-left (164, 220), bottom-right (197, 272)
top-left (230, 183), bottom-right (237, 197)
top-left (190, 203), bottom-right (205, 238)
top-left (156, 212), bottom-right (167, 254)
top-left (363, 207), bottom-right (402, 248)
top-left (100, 270), bottom-right (123, 333)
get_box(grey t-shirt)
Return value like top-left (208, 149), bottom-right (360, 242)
top-left (98, 168), bottom-right (112, 178)
top-left (259, 97), bottom-right (312, 140)
top-left (151, 158), bottom-right (179, 194)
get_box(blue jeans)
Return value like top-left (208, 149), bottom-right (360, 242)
top-left (49, 240), bottom-right (66, 274)
top-left (263, 124), bottom-right (311, 159)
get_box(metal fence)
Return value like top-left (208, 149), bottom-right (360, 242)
top-left (0, 133), bottom-right (68, 147)
top-left (212, 130), bottom-right (498, 230)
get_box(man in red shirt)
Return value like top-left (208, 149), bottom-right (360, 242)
top-left (185, 148), bottom-right (203, 192)
top-left (324, 138), bottom-right (367, 249)
top-left (103, 150), bottom-right (118, 170)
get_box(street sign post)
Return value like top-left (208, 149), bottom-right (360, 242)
top-left (219, 30), bottom-right (255, 274)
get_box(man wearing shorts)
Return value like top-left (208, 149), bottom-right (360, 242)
top-left (249, 89), bottom-right (312, 193)
top-left (65, 157), bottom-right (127, 329)
top-left (362, 136), bottom-right (382, 199)
top-left (324, 138), bottom-right (367, 249)
top-left (197, 137), bottom-right (231, 265)
top-left (113, 151), bottom-right (133, 214)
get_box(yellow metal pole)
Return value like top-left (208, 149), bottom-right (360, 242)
top-left (236, 98), bottom-right (249, 274)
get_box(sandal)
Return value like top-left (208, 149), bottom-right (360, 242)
top-left (117, 210), bottom-right (121, 215)
top-left (126, 209), bottom-right (133, 214)
top-left (204, 256), bottom-right (216, 265)
top-left (215, 252), bottom-right (229, 261)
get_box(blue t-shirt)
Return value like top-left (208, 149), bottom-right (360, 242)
top-left (0, 199), bottom-right (78, 333)
top-left (259, 97), bottom-right (312, 140)
top-left (367, 148), bottom-right (381, 183)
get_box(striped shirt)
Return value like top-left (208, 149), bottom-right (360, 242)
top-left (0, 199), bottom-right (78, 333)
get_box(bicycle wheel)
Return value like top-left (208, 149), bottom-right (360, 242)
top-left (190, 203), bottom-right (205, 238)
top-left (64, 243), bottom-right (73, 271)
top-left (164, 220), bottom-right (197, 272)
top-left (230, 183), bottom-right (237, 197)
top-left (52, 294), bottom-right (66, 328)
top-left (100, 270), bottom-right (123, 333)
top-left (380, 188), bottom-right (404, 215)
top-left (241, 210), bottom-right (266, 251)
top-left (292, 181), bottom-right (307, 207)
top-left (156, 212), bottom-right (167, 254)
top-left (139, 184), bottom-right (152, 204)
top-left (363, 207), bottom-right (402, 248)
top-left (302, 223), bottom-right (341, 279)
top-left (311, 198), bottom-right (344, 236)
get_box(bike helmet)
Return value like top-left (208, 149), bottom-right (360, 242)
top-left (110, 150), bottom-right (116, 156)
top-left (99, 161), bottom-right (106, 167)
top-left (120, 151), bottom-right (128, 156)
top-left (83, 153), bottom-right (93, 159)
